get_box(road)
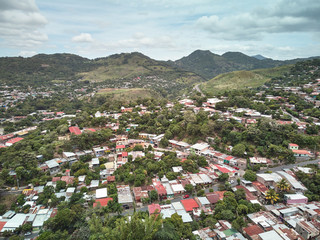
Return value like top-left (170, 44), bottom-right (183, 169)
top-left (281, 108), bottom-right (300, 123)
top-left (258, 158), bottom-right (319, 173)
top-left (193, 84), bottom-right (205, 97)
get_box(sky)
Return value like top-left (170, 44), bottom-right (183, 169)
top-left (0, 0), bottom-right (320, 60)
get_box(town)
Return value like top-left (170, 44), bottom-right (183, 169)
top-left (1, 66), bottom-right (320, 239)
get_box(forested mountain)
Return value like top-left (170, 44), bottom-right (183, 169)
top-left (171, 50), bottom-right (320, 79)
top-left (0, 52), bottom-right (204, 97)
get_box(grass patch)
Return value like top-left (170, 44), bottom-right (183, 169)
top-left (96, 88), bottom-right (161, 102)
top-left (201, 65), bottom-right (291, 95)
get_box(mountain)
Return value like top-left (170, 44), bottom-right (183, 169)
top-left (0, 52), bottom-right (204, 97)
top-left (252, 54), bottom-right (267, 60)
top-left (171, 50), bottom-right (320, 80)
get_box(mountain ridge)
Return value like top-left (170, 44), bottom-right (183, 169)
top-left (170, 50), bottom-right (320, 79)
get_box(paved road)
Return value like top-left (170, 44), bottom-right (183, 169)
top-left (193, 84), bottom-right (205, 97)
top-left (281, 108), bottom-right (300, 123)
top-left (258, 158), bottom-right (319, 173)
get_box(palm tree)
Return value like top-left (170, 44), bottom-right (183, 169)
top-left (265, 189), bottom-right (279, 204)
top-left (277, 179), bottom-right (290, 192)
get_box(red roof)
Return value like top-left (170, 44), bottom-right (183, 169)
top-left (69, 126), bottom-right (81, 135)
top-left (292, 149), bottom-right (311, 155)
top-left (215, 191), bottom-right (226, 200)
top-left (289, 143), bottom-right (299, 147)
top-left (0, 221), bottom-right (6, 232)
top-left (243, 224), bottom-right (264, 237)
top-left (181, 198), bottom-right (199, 212)
top-left (86, 128), bottom-right (96, 132)
top-left (155, 184), bottom-right (167, 196)
top-left (148, 203), bottom-right (161, 215)
top-left (116, 145), bottom-right (125, 149)
top-left (0, 134), bottom-right (14, 141)
top-left (205, 193), bottom-right (220, 204)
top-left (107, 176), bottom-right (115, 182)
top-left (93, 197), bottom-right (113, 207)
top-left (61, 176), bottom-right (74, 184)
top-left (6, 137), bottom-right (24, 144)
top-left (122, 152), bottom-right (128, 157)
top-left (52, 177), bottom-right (61, 182)
top-left (215, 164), bottom-right (235, 173)
top-left (236, 186), bottom-right (257, 201)
top-left (0, 145), bottom-right (7, 148)
top-left (252, 181), bottom-right (268, 194)
top-left (225, 156), bottom-right (233, 161)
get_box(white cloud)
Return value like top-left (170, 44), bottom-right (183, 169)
top-left (18, 50), bottom-right (37, 57)
top-left (196, 0), bottom-right (320, 41)
top-left (72, 33), bottom-right (94, 43)
top-left (0, 0), bottom-right (48, 49)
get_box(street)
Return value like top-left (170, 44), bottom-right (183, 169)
top-left (258, 158), bottom-right (319, 173)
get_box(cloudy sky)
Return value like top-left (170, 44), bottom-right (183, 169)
top-left (0, 0), bottom-right (320, 60)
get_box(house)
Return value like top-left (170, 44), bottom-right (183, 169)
top-left (289, 143), bottom-right (299, 150)
top-left (66, 187), bottom-right (75, 197)
top-left (5, 137), bottom-right (24, 146)
top-left (45, 159), bottom-right (60, 175)
top-left (292, 149), bottom-right (312, 158)
top-left (284, 194), bottom-right (308, 204)
top-left (243, 224), bottom-right (264, 240)
top-left (93, 146), bottom-right (108, 157)
top-left (116, 145), bottom-right (125, 152)
top-left (117, 185), bottom-right (134, 208)
top-left (91, 158), bottom-right (100, 168)
top-left (195, 197), bottom-right (210, 209)
top-left (295, 220), bottom-right (320, 239)
top-left (96, 188), bottom-right (108, 199)
top-left (205, 193), bottom-right (220, 207)
top-left (89, 180), bottom-right (99, 189)
top-left (61, 176), bottom-right (74, 185)
top-left (256, 173), bottom-right (282, 187)
top-left (276, 171), bottom-right (307, 192)
top-left (181, 198), bottom-right (199, 212)
top-left (69, 126), bottom-right (81, 135)
top-left (190, 143), bottom-right (209, 155)
top-left (93, 197), bottom-right (113, 208)
top-left (1, 214), bottom-right (27, 232)
top-left (148, 203), bottom-right (161, 215)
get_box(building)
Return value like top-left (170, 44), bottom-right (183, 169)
top-left (284, 194), bottom-right (308, 204)
top-left (148, 203), bottom-right (161, 215)
top-left (288, 143), bottom-right (299, 150)
top-left (96, 188), bottom-right (108, 199)
top-left (190, 143), bottom-right (210, 155)
top-left (93, 197), bottom-right (113, 208)
top-left (296, 220), bottom-right (320, 239)
top-left (181, 198), bottom-right (199, 212)
top-left (69, 126), bottom-right (81, 135)
top-left (117, 185), bottom-right (134, 208)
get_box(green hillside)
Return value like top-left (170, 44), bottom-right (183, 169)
top-left (201, 65), bottom-right (291, 95)
top-left (172, 50), bottom-right (320, 80)
top-left (96, 88), bottom-right (161, 102)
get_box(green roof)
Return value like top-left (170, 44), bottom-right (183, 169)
top-left (223, 228), bottom-right (238, 237)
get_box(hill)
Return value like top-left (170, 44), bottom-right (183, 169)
top-left (0, 53), bottom-right (95, 86)
top-left (95, 88), bottom-right (162, 103)
top-left (201, 65), bottom-right (292, 95)
top-left (0, 52), bottom-right (204, 97)
top-left (171, 50), bottom-right (320, 80)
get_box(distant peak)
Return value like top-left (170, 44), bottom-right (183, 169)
top-left (251, 54), bottom-right (267, 60)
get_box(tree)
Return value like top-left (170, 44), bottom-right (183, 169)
top-left (243, 170), bottom-right (257, 182)
top-left (184, 184), bottom-right (194, 194)
top-left (232, 143), bottom-right (246, 157)
top-left (265, 189), bottom-right (279, 204)
top-left (218, 173), bottom-right (229, 182)
top-left (276, 179), bottom-right (290, 192)
top-left (149, 190), bottom-right (158, 202)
